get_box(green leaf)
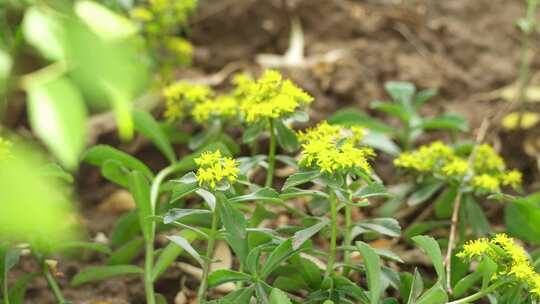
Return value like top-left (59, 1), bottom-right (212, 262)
top-left (110, 211), bottom-right (140, 247)
top-left (354, 183), bottom-right (391, 199)
top-left (282, 170), bottom-right (321, 190)
top-left (208, 269), bottom-right (252, 288)
top-left (219, 195), bottom-right (248, 263)
top-left (261, 239), bottom-right (299, 279)
top-left (163, 209), bottom-right (211, 224)
top-left (434, 186), bottom-right (458, 219)
top-left (133, 110), bottom-right (176, 163)
top-left (412, 236), bottom-right (445, 287)
top-left (419, 114), bottom-right (468, 132)
top-left (408, 181), bottom-right (444, 206)
top-left (22, 7), bottom-right (65, 61)
top-left (415, 282), bottom-right (447, 304)
top-left (83, 145), bottom-right (154, 179)
top-left (328, 108), bottom-right (394, 133)
top-left (243, 120), bottom-right (266, 143)
top-left (107, 238), bottom-right (144, 265)
top-left (404, 221), bottom-right (449, 240)
top-left (101, 160), bottom-right (129, 187)
top-left (71, 265), bottom-right (143, 286)
top-left (279, 187), bottom-right (328, 200)
top-left (273, 120), bottom-right (299, 152)
top-left (220, 285), bottom-right (255, 304)
top-left (74, 0), bottom-right (137, 40)
top-left (229, 187), bottom-right (282, 204)
top-left (362, 132), bottom-right (401, 156)
top-left (353, 218), bottom-right (401, 238)
top-left (50, 241), bottom-right (112, 255)
top-left (385, 81), bottom-right (415, 106)
top-left (169, 182), bottom-right (199, 203)
top-left (464, 195), bottom-right (491, 236)
top-left (27, 77), bottom-right (87, 170)
top-left (196, 189), bottom-right (216, 211)
top-left (293, 218), bottom-right (329, 250)
top-left (356, 242), bottom-right (381, 304)
top-left (414, 88), bottom-right (438, 109)
top-left (505, 195), bottom-right (540, 245)
top-left (406, 268), bottom-right (424, 304)
top-left (167, 235), bottom-right (203, 266)
top-left (8, 272), bottom-right (38, 303)
top-left (269, 288), bottom-right (292, 304)
top-left (370, 101), bottom-right (407, 121)
top-left (152, 230), bottom-right (198, 281)
top-left (453, 272), bottom-right (480, 298)
top-left (128, 171), bottom-right (153, 241)
top-left (38, 163), bottom-right (74, 183)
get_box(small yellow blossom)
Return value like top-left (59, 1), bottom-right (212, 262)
top-left (163, 82), bottom-right (213, 121)
top-left (0, 138), bottom-right (12, 161)
top-left (441, 158), bottom-right (469, 177)
top-left (298, 121), bottom-right (374, 175)
top-left (472, 174), bottom-right (500, 192)
top-left (474, 144), bottom-right (505, 172)
top-left (394, 141), bottom-right (453, 172)
top-left (164, 37), bottom-right (193, 66)
top-left (456, 238), bottom-right (491, 259)
top-left (237, 70), bottom-right (313, 123)
top-left (501, 170), bottom-right (522, 189)
top-left (191, 95), bottom-right (238, 123)
top-left (194, 150), bottom-right (239, 189)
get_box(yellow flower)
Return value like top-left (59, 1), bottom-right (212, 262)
top-left (298, 121), bottom-right (374, 175)
top-left (237, 70), bottom-right (313, 123)
top-left (441, 158), bottom-right (469, 177)
top-left (472, 174), bottom-right (500, 192)
top-left (194, 150), bottom-right (239, 189)
top-left (0, 138), bottom-right (12, 161)
top-left (163, 82), bottom-right (213, 121)
top-left (458, 234), bottom-right (540, 297)
top-left (394, 141), bottom-right (453, 172)
top-left (474, 144), bottom-right (505, 173)
top-left (456, 238), bottom-right (491, 259)
top-left (501, 169), bottom-right (522, 189)
top-left (164, 37), bottom-right (193, 66)
top-left (191, 95), bottom-right (238, 123)
top-left (130, 7), bottom-right (154, 22)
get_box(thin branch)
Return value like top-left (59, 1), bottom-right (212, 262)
top-left (445, 118), bottom-right (489, 292)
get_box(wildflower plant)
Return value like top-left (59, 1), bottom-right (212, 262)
top-left (452, 234), bottom-right (540, 302)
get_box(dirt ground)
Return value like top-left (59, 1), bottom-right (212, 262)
top-left (21, 0), bottom-right (539, 303)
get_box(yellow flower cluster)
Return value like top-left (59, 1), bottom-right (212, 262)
top-left (194, 150), bottom-right (239, 189)
top-left (457, 234), bottom-right (540, 297)
top-left (394, 141), bottom-right (521, 193)
top-left (0, 137), bottom-right (12, 161)
top-left (237, 70), bottom-right (313, 123)
top-left (298, 121), bottom-right (374, 175)
top-left (191, 96), bottom-right (238, 124)
top-left (163, 82), bottom-right (214, 121)
top-left (130, 0), bottom-right (197, 67)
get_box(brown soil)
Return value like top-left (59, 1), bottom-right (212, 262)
top-left (22, 0), bottom-right (538, 303)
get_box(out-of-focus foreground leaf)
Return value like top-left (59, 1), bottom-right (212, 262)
top-left (0, 146), bottom-right (77, 245)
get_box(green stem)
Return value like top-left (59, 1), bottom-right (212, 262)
top-left (265, 119), bottom-right (277, 188)
top-left (144, 237), bottom-right (156, 304)
top-left (197, 194), bottom-right (221, 303)
top-left (3, 268), bottom-right (9, 304)
top-left (447, 281), bottom-right (507, 304)
top-left (325, 190), bottom-right (338, 278)
top-left (342, 204), bottom-right (352, 276)
top-left (38, 257), bottom-right (65, 304)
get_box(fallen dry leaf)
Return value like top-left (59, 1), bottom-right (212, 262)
top-left (98, 189), bottom-right (136, 214)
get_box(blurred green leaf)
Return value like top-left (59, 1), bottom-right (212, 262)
top-left (293, 218), bottom-right (329, 250)
top-left (229, 187), bottom-right (282, 204)
top-left (505, 194), bottom-right (540, 245)
top-left (269, 288), bottom-right (292, 304)
top-left (166, 235), bottom-right (203, 266)
top-left (420, 114), bottom-right (468, 132)
top-left (71, 265), bottom-right (143, 286)
top-left (362, 132), bottom-right (401, 156)
top-left (282, 170), bottom-right (320, 190)
top-left (208, 269), bottom-right (252, 288)
top-left (83, 145), bottom-right (154, 179)
top-left (408, 181), bottom-right (444, 206)
top-left (152, 230), bottom-right (198, 282)
top-left (328, 108), bottom-right (394, 133)
top-left (27, 77), bottom-right (87, 169)
top-left (273, 119), bottom-right (298, 152)
top-left (133, 110), bottom-right (176, 163)
top-left (128, 171), bottom-right (153, 241)
top-left (385, 82), bottom-right (415, 107)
